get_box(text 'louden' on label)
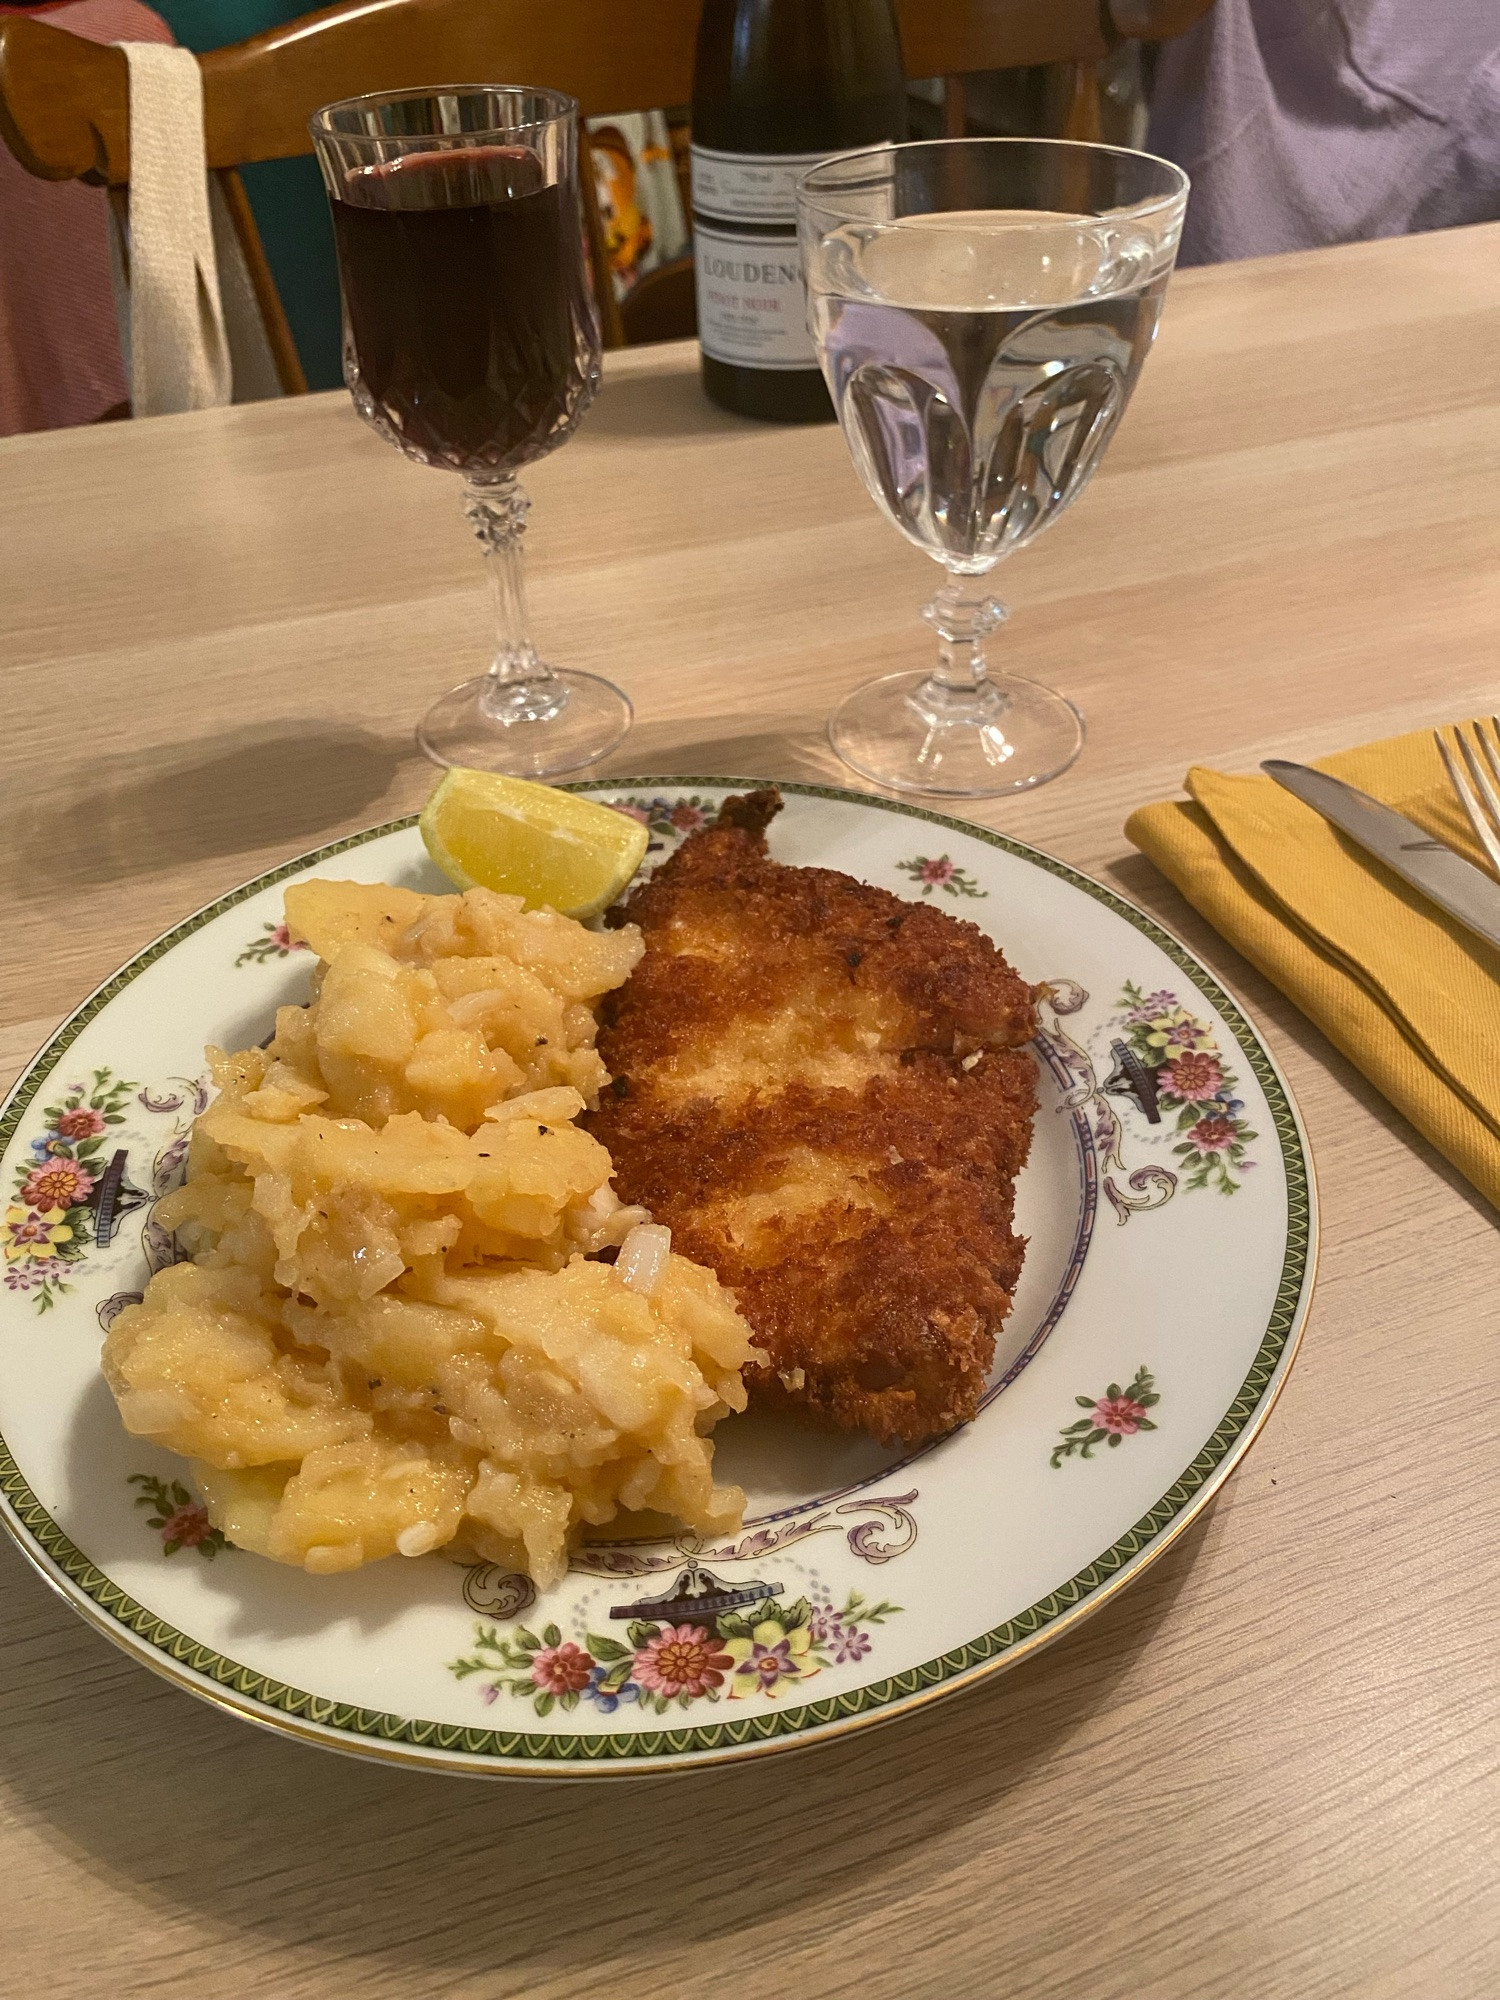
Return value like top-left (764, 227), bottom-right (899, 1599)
top-left (693, 226), bottom-right (817, 369)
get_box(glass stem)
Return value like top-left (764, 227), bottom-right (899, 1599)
top-left (463, 476), bottom-right (567, 725)
top-left (922, 576), bottom-right (1008, 693)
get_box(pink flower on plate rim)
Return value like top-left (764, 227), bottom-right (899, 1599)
top-left (1092, 1394), bottom-right (1149, 1436)
top-left (608, 801), bottom-right (653, 826)
top-left (54, 1106), bottom-right (107, 1141)
top-left (1189, 1114), bottom-right (1239, 1154)
top-left (18, 1159), bottom-right (96, 1213)
top-left (160, 1502), bottom-right (213, 1550)
top-left (1158, 1051), bottom-right (1225, 1101)
top-left (529, 1642), bottom-right (593, 1696)
top-left (633, 1623), bottom-right (733, 1699)
top-left (668, 802), bottom-right (707, 833)
top-left (918, 856), bottom-right (956, 886)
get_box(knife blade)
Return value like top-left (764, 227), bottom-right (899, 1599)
top-left (1261, 759), bottom-right (1500, 953)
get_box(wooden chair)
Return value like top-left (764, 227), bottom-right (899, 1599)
top-left (0, 0), bottom-right (1145, 391)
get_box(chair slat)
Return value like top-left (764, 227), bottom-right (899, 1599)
top-left (2, 0), bottom-right (1110, 186)
top-left (205, 0), bottom-right (702, 168)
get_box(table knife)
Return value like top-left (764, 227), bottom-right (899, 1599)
top-left (1261, 759), bottom-right (1500, 953)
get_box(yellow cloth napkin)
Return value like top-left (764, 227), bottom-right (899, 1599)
top-left (1125, 724), bottom-right (1500, 1209)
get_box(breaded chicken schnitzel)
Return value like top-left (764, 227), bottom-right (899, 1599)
top-left (587, 790), bottom-right (1037, 1446)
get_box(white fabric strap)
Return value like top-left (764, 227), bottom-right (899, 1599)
top-left (115, 43), bottom-right (232, 416)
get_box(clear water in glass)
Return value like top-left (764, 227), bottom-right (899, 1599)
top-left (800, 142), bottom-right (1188, 797)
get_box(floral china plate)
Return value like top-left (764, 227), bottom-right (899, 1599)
top-left (0, 780), bottom-right (1315, 1778)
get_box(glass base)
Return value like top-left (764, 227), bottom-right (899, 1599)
top-left (417, 671), bottom-right (631, 778)
top-left (828, 670), bottom-right (1083, 798)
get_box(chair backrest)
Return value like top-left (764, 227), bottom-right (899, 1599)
top-left (0, 0), bottom-right (1110, 184)
top-left (0, 0), bottom-right (1113, 384)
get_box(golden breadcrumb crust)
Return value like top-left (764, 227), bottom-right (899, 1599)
top-left (587, 790), bottom-right (1038, 1445)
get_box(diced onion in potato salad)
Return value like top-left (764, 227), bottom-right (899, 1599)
top-left (102, 879), bottom-right (755, 1589)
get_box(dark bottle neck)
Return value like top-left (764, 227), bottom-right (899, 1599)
top-left (692, 0), bottom-right (907, 154)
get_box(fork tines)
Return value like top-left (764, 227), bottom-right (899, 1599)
top-left (1434, 716), bottom-right (1500, 878)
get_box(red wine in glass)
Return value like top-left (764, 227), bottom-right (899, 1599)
top-left (311, 86), bottom-right (626, 777)
top-left (331, 145), bottom-right (595, 475)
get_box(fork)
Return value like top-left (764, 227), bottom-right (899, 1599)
top-left (1434, 717), bottom-right (1500, 879)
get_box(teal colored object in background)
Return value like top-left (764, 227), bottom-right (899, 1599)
top-left (151, 0), bottom-right (345, 389)
top-left (236, 158), bottom-right (344, 388)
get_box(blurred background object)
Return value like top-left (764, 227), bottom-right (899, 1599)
top-left (0, 0), bottom-right (174, 435)
top-left (1, 0), bottom-right (1154, 431)
top-left (586, 111), bottom-right (689, 302)
top-left (139, 0), bottom-right (346, 389)
top-left (585, 107), bottom-right (694, 350)
top-left (22, 0), bottom-right (1413, 438)
top-left (1148, 0), bottom-right (1500, 264)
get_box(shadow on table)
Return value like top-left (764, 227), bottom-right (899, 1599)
top-left (596, 714), bottom-right (846, 788)
top-left (0, 1498), bottom-right (1221, 1986)
top-left (0, 722), bottom-right (412, 896)
top-left (1, 711), bottom-right (856, 905)
top-left (586, 359), bottom-right (756, 443)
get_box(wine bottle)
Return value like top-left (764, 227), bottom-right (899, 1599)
top-left (691, 0), bottom-right (907, 423)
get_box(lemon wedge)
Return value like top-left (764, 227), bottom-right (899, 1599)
top-left (419, 769), bottom-right (649, 919)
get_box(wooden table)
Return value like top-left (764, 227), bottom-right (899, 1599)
top-left (2, 222), bottom-right (1498, 2000)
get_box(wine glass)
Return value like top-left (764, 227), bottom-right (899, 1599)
top-left (311, 87), bottom-right (631, 776)
top-left (798, 138), bottom-right (1189, 797)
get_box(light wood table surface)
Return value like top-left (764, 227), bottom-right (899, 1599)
top-left (2, 223), bottom-right (1498, 2000)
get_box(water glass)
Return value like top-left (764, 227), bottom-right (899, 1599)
top-left (799, 138), bottom-right (1189, 797)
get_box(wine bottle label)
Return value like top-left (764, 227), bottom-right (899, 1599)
top-left (693, 224), bottom-right (818, 369)
top-left (690, 145), bottom-right (828, 227)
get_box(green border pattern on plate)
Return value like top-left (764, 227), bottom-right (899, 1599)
top-left (0, 779), bottom-right (1313, 1767)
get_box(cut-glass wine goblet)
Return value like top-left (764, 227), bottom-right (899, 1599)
top-left (312, 86), bottom-right (630, 776)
